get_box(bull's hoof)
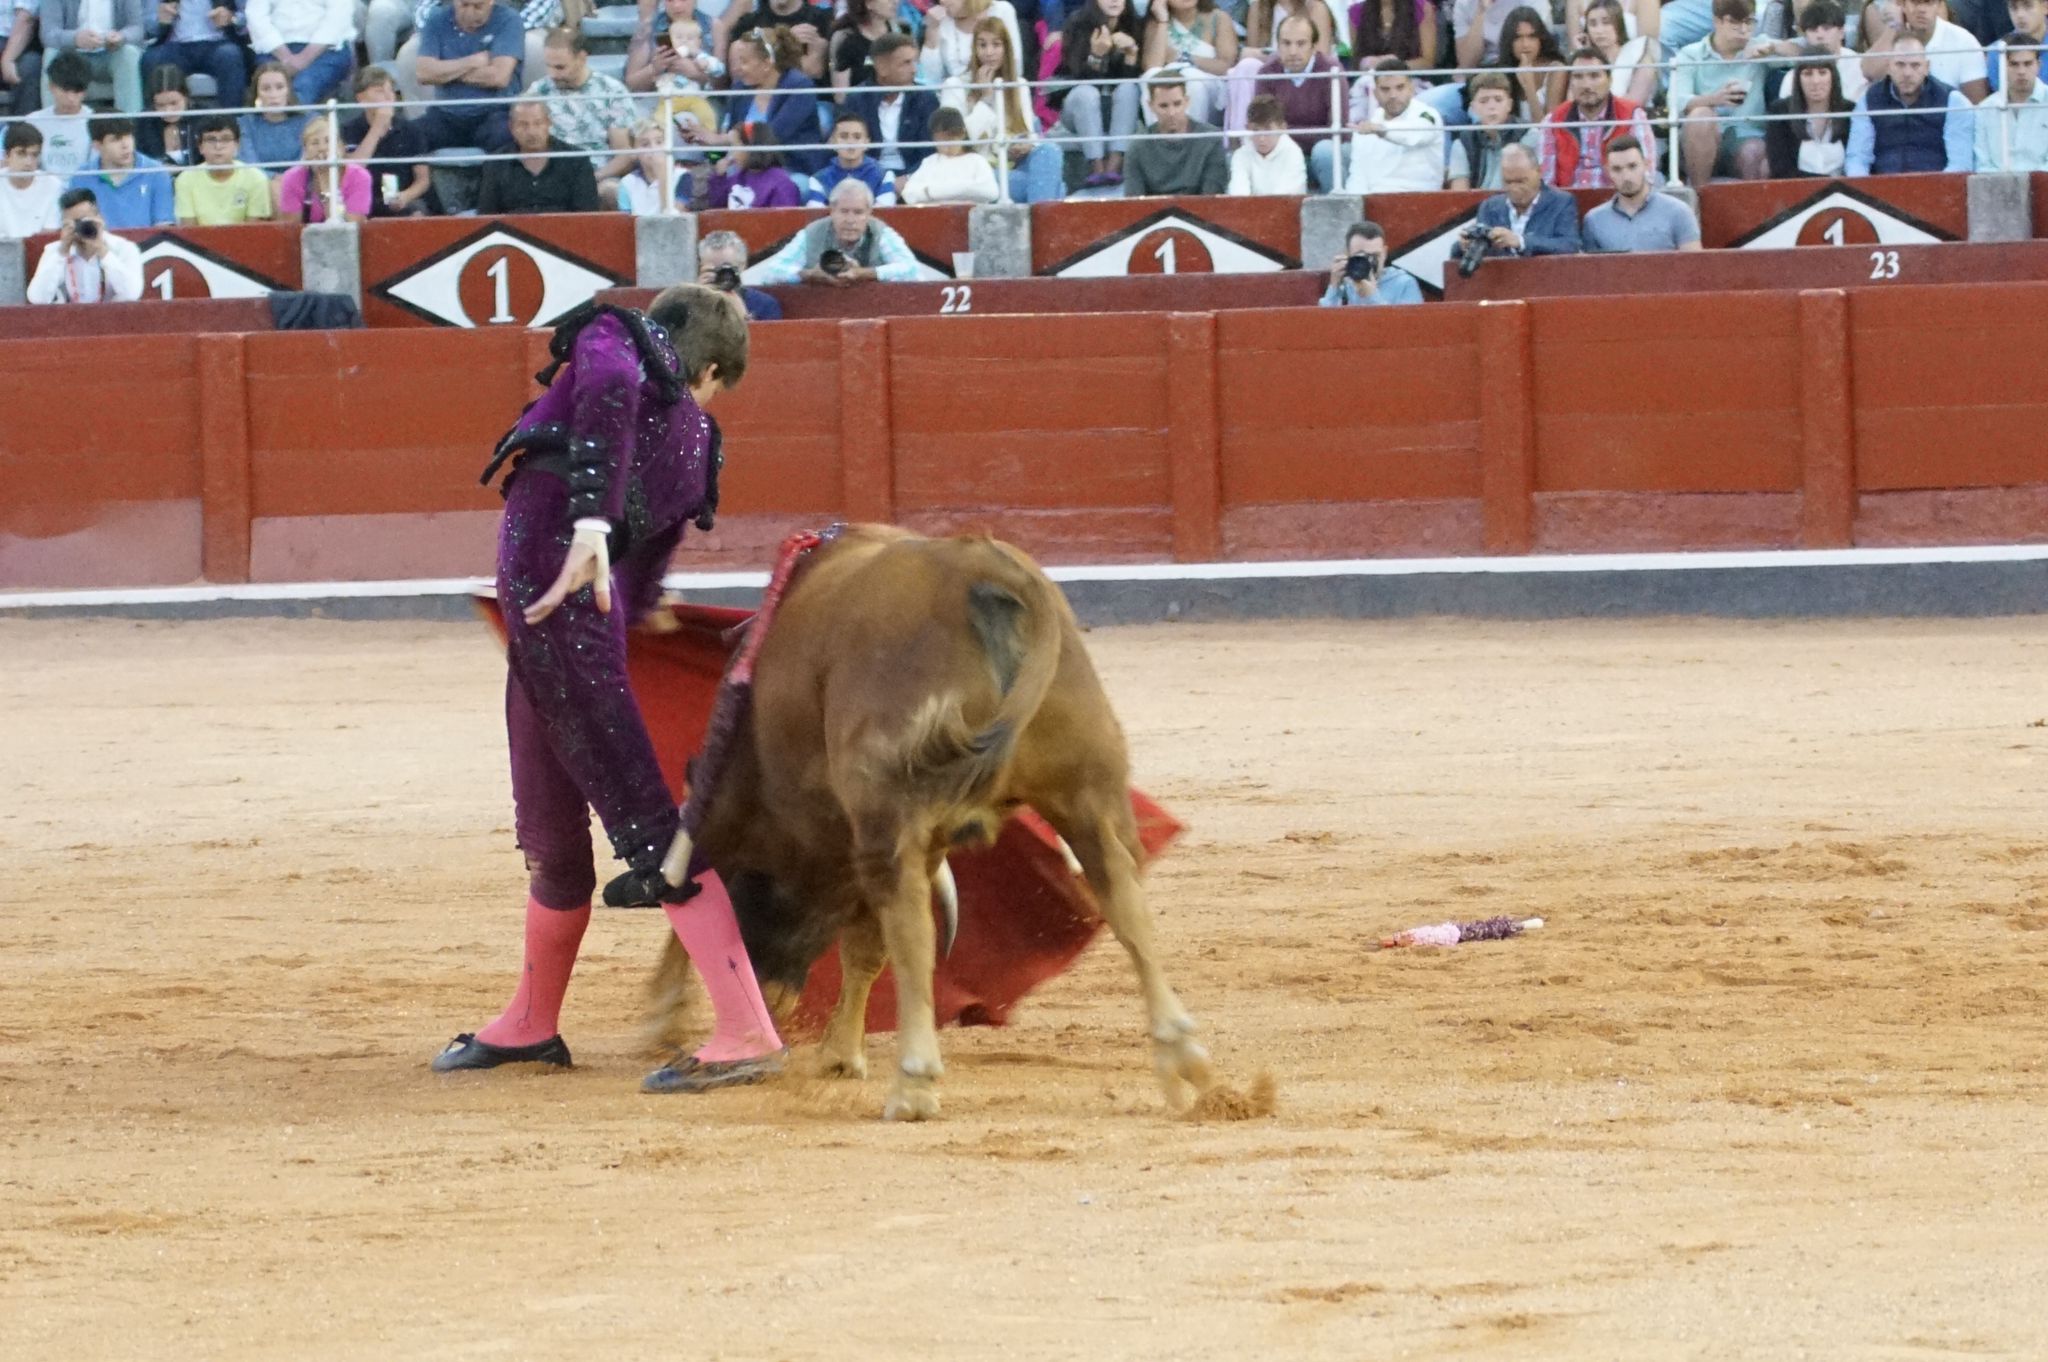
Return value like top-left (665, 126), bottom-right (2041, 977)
top-left (1152, 1034), bottom-right (1214, 1111)
top-left (817, 1051), bottom-right (868, 1081)
top-left (882, 1080), bottom-right (940, 1122)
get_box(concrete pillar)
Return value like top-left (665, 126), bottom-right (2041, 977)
top-left (636, 211), bottom-right (697, 288)
top-left (1300, 194), bottom-right (1364, 273)
top-left (967, 202), bottom-right (1031, 278)
top-left (0, 238), bottom-right (26, 305)
top-left (1967, 172), bottom-right (2032, 242)
top-left (300, 222), bottom-right (361, 305)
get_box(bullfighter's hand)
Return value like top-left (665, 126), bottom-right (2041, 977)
top-left (525, 520), bottom-right (612, 624)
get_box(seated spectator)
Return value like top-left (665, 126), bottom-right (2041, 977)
top-left (27, 186), bottom-right (143, 300)
top-left (237, 61), bottom-right (309, 174)
top-left (1447, 71), bottom-right (1539, 188)
top-left (1581, 135), bottom-right (1701, 250)
top-left (1671, 0), bottom-right (1771, 188)
top-left (1, 0), bottom-right (40, 118)
top-left (696, 228), bottom-right (782, 320)
top-left (846, 32), bottom-right (936, 199)
top-left (1123, 75), bottom-right (1228, 195)
top-left (412, 0), bottom-right (523, 152)
top-left (1765, 45), bottom-right (1853, 175)
top-left (1248, 14), bottom-right (1344, 191)
top-left (829, 0), bottom-right (898, 95)
top-left (527, 26), bottom-right (639, 203)
top-left (359, 0), bottom-right (414, 65)
top-left (1247, 0), bottom-right (1340, 54)
top-left (1848, 36), bottom-right (1972, 171)
top-left (29, 51), bottom-right (97, 177)
top-left (141, 0), bottom-right (248, 104)
top-left (627, 0), bottom-right (724, 95)
top-left (1859, 0), bottom-right (1988, 103)
top-left (1472, 141), bottom-right (1581, 255)
top-left (615, 118), bottom-right (684, 212)
top-left (477, 98), bottom-right (600, 211)
top-left (342, 65), bottom-right (434, 216)
top-left (1350, 0), bottom-right (1434, 67)
top-left (173, 114), bottom-right (274, 221)
top-left (273, 116), bottom-right (370, 220)
top-left (1986, 0), bottom-right (2046, 94)
top-left (1056, 0), bottom-right (1143, 187)
top-left (1977, 30), bottom-right (2048, 167)
top-left (1541, 47), bottom-right (1656, 188)
top-left (1344, 62), bottom-right (1444, 192)
top-left (136, 66), bottom-right (193, 164)
top-left (1140, 0), bottom-right (1237, 125)
top-left (944, 15), bottom-right (1063, 201)
top-left (0, 120), bottom-right (63, 235)
top-left (753, 176), bottom-right (920, 285)
top-left (719, 0), bottom-right (831, 78)
top-left (918, 0), bottom-right (1024, 90)
top-left (687, 26), bottom-right (826, 176)
top-left (41, 0), bottom-right (145, 112)
top-left (1488, 5), bottom-right (1568, 122)
top-left (1230, 93), bottom-right (1307, 193)
top-left (807, 109), bottom-right (896, 206)
top-left (246, 0), bottom-right (353, 104)
top-left (1449, 0), bottom-right (1526, 71)
top-left (1579, 0), bottom-right (1661, 108)
top-left (398, 0), bottom-right (562, 106)
top-left (707, 145), bottom-right (803, 206)
top-left (899, 102), bottom-right (1000, 201)
top-left (1319, 219), bottom-right (1422, 306)
top-left (69, 114), bottom-right (173, 227)
top-left (1774, 0), bottom-right (1867, 101)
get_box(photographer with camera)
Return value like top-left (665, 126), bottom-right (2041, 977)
top-left (1319, 220), bottom-right (1421, 307)
top-left (26, 187), bottom-right (144, 303)
top-left (1458, 141), bottom-right (1581, 277)
top-left (750, 176), bottom-right (920, 287)
top-left (697, 227), bottom-right (783, 320)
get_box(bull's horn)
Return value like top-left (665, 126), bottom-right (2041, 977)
top-left (659, 827), bottom-right (695, 889)
top-left (1054, 835), bottom-right (1084, 877)
top-left (933, 859), bottom-right (959, 959)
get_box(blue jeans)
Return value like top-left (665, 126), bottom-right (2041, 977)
top-left (1307, 137), bottom-right (1342, 192)
top-left (140, 40), bottom-right (248, 107)
top-left (1007, 142), bottom-right (1065, 202)
top-left (279, 41), bottom-right (351, 105)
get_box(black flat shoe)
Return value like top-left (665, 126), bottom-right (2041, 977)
top-left (602, 867), bottom-right (701, 909)
top-left (431, 1032), bottom-right (573, 1072)
top-left (641, 1048), bottom-right (786, 1094)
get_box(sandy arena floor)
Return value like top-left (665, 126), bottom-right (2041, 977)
top-left (3, 614), bottom-right (2046, 1361)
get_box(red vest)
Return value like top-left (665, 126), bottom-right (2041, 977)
top-left (1544, 95), bottom-right (1643, 188)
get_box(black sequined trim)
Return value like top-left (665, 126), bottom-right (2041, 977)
top-left (535, 302), bottom-right (682, 407)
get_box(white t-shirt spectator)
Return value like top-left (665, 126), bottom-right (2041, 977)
top-left (1228, 136), bottom-right (1307, 195)
top-left (1344, 99), bottom-right (1445, 193)
top-left (616, 164), bottom-right (687, 215)
top-left (27, 110), bottom-right (94, 179)
top-left (1920, 18), bottom-right (1988, 91)
top-left (899, 150), bottom-right (999, 204)
top-left (0, 171), bottom-right (63, 238)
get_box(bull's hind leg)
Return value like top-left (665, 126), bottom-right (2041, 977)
top-left (860, 839), bottom-right (945, 1122)
top-left (1054, 806), bottom-right (1214, 1111)
top-left (817, 913), bottom-right (885, 1081)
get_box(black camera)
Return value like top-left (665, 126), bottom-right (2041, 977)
top-left (818, 248), bottom-right (849, 277)
top-left (1344, 252), bottom-right (1380, 284)
top-left (74, 218), bottom-right (100, 240)
top-left (1454, 222), bottom-right (1490, 279)
top-left (709, 263), bottom-right (741, 292)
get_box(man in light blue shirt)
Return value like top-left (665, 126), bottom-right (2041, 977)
top-left (1975, 32), bottom-right (2048, 168)
top-left (1581, 136), bottom-right (1704, 252)
top-left (753, 178), bottom-right (921, 286)
top-left (68, 114), bottom-right (173, 225)
top-left (1847, 37), bottom-right (1974, 173)
top-left (1319, 220), bottom-right (1423, 306)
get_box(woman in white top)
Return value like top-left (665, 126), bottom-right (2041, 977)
top-left (943, 16), bottom-right (1066, 200)
top-left (616, 120), bottom-right (689, 214)
top-left (1578, 0), bottom-right (1662, 107)
top-left (1141, 0), bottom-right (1239, 123)
top-left (918, 0), bottom-right (1025, 87)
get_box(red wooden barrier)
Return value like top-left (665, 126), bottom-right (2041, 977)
top-left (1444, 239), bottom-right (2048, 301)
top-left (1032, 195), bottom-right (1301, 275)
top-left (14, 223), bottom-right (304, 302)
top-left (359, 213), bottom-right (635, 329)
top-left (600, 270), bottom-right (1324, 319)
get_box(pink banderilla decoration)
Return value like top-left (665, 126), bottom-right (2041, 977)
top-left (1377, 915), bottom-right (1545, 950)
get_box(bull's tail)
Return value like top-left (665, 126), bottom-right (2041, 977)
top-left (902, 541), bottom-right (1066, 811)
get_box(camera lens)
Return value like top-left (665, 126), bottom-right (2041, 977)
top-left (76, 218), bottom-right (100, 240)
top-left (820, 249), bottom-right (848, 277)
top-left (710, 263), bottom-right (741, 292)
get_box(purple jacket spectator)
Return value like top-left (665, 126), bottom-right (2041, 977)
top-left (709, 162), bottom-right (805, 208)
top-left (1255, 51), bottom-right (1346, 153)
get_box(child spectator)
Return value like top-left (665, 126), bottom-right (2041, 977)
top-left (1447, 71), bottom-right (1540, 188)
top-left (273, 116), bottom-right (371, 222)
top-left (899, 104), bottom-right (1000, 202)
top-left (29, 51), bottom-right (97, 178)
top-left (0, 121), bottom-right (63, 237)
top-left (238, 61), bottom-right (310, 175)
top-left (807, 110), bottom-right (897, 206)
top-left (708, 145), bottom-right (805, 208)
top-left (69, 115), bottom-right (175, 228)
top-left (173, 114), bottom-right (274, 223)
top-left (341, 64), bottom-right (434, 217)
top-left (1228, 93), bottom-right (1307, 193)
top-left (137, 66), bottom-right (194, 167)
top-left (645, 4), bottom-right (721, 143)
top-left (616, 119), bottom-right (687, 213)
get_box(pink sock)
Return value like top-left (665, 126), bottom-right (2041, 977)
top-left (665, 873), bottom-right (784, 1063)
top-left (477, 897), bottom-right (591, 1048)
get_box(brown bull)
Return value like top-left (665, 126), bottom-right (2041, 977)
top-left (647, 525), bottom-right (1215, 1121)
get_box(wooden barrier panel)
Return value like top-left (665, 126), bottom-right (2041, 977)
top-left (1694, 173), bottom-right (1967, 250)
top-left (359, 213), bottom-right (635, 329)
top-left (1444, 239), bottom-right (2048, 301)
top-left (0, 296), bottom-right (275, 338)
top-left (1032, 195), bottom-right (1302, 276)
top-left (599, 270), bottom-right (1324, 319)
